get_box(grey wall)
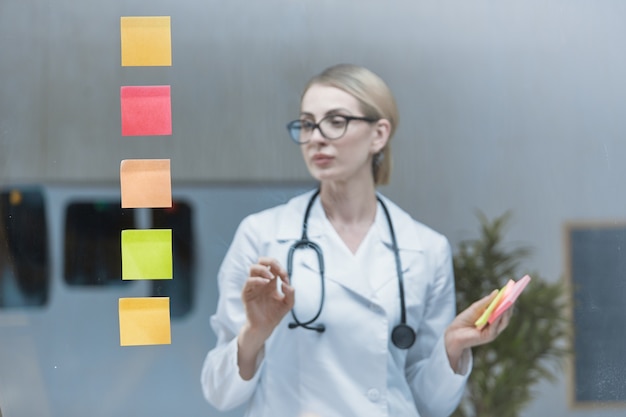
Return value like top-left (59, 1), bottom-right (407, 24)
top-left (2, 1), bottom-right (626, 416)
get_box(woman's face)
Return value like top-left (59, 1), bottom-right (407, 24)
top-left (299, 84), bottom-right (388, 186)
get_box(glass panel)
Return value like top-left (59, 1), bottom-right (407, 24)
top-left (0, 187), bottom-right (49, 308)
top-left (64, 201), bottom-right (135, 286)
top-left (150, 201), bottom-right (194, 318)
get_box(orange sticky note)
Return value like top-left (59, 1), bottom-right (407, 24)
top-left (122, 229), bottom-right (173, 280)
top-left (120, 16), bottom-right (171, 66)
top-left (119, 297), bottom-right (171, 346)
top-left (120, 159), bottom-right (172, 208)
top-left (121, 85), bottom-right (172, 136)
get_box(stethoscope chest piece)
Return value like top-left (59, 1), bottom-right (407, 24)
top-left (391, 323), bottom-right (416, 349)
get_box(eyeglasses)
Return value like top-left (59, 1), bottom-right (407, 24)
top-left (286, 114), bottom-right (378, 144)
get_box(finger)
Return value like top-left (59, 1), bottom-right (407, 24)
top-left (277, 269), bottom-right (290, 285)
top-left (479, 289), bottom-right (500, 307)
top-left (282, 282), bottom-right (295, 308)
top-left (242, 277), bottom-right (272, 299)
top-left (258, 257), bottom-right (288, 280)
top-left (489, 312), bottom-right (510, 337)
top-left (462, 289), bottom-right (499, 321)
top-left (497, 308), bottom-right (513, 331)
top-left (493, 320), bottom-right (506, 339)
top-left (243, 276), bottom-right (272, 291)
top-left (250, 263), bottom-right (275, 280)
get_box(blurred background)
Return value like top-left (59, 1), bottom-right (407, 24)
top-left (1, 0), bottom-right (626, 416)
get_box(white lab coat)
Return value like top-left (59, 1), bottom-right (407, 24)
top-left (201, 190), bottom-right (471, 417)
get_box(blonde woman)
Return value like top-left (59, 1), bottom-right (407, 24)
top-left (201, 64), bottom-right (510, 417)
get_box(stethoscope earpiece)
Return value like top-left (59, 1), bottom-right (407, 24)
top-left (287, 189), bottom-right (414, 349)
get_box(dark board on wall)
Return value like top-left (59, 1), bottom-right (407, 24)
top-left (568, 224), bottom-right (626, 404)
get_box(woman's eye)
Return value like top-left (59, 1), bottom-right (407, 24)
top-left (328, 117), bottom-right (346, 127)
top-left (301, 120), bottom-right (315, 130)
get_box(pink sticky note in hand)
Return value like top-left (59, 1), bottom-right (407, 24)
top-left (488, 274), bottom-right (531, 325)
top-left (121, 85), bottom-right (172, 136)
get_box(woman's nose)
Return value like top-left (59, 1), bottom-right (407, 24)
top-left (309, 125), bottom-right (326, 143)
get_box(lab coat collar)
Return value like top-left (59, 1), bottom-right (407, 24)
top-left (275, 190), bottom-right (426, 302)
top-left (275, 190), bottom-right (426, 252)
top-left (373, 194), bottom-right (426, 253)
top-left (277, 190), bottom-right (425, 251)
top-left (276, 189), bottom-right (326, 242)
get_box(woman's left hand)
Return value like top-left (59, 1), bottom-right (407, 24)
top-left (444, 290), bottom-right (513, 372)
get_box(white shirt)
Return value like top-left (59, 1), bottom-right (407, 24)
top-left (201, 190), bottom-right (471, 417)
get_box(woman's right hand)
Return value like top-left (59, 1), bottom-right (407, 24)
top-left (242, 257), bottom-right (295, 336)
top-left (237, 257), bottom-right (294, 380)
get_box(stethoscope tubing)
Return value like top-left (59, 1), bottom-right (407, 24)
top-left (287, 189), bottom-right (415, 348)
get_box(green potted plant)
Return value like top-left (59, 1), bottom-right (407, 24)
top-left (452, 212), bottom-right (569, 417)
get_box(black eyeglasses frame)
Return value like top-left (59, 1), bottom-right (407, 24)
top-left (286, 115), bottom-right (378, 144)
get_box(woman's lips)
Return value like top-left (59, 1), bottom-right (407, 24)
top-left (312, 154), bottom-right (333, 165)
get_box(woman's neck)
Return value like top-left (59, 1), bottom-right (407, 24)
top-left (319, 180), bottom-right (377, 226)
top-left (318, 180), bottom-right (378, 254)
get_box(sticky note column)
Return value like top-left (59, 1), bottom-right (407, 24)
top-left (119, 16), bottom-right (173, 346)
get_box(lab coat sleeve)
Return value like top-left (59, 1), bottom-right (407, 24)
top-left (405, 236), bottom-right (472, 417)
top-left (200, 215), bottom-right (265, 411)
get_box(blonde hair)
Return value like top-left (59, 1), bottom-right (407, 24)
top-left (302, 64), bottom-right (399, 185)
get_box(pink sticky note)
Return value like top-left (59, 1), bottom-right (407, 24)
top-left (488, 274), bottom-right (531, 325)
top-left (121, 85), bottom-right (172, 136)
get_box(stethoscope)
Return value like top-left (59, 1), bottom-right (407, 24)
top-left (286, 189), bottom-right (417, 349)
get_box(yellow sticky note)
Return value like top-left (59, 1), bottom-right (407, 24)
top-left (119, 297), bottom-right (171, 346)
top-left (121, 16), bottom-right (172, 66)
top-left (474, 287), bottom-right (506, 329)
top-left (122, 229), bottom-right (172, 279)
top-left (120, 159), bottom-right (172, 208)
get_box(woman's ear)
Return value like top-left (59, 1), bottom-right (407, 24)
top-left (371, 119), bottom-right (391, 154)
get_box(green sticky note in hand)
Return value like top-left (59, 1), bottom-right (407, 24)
top-left (122, 229), bottom-right (173, 280)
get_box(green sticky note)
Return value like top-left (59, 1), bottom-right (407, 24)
top-left (122, 229), bottom-right (172, 280)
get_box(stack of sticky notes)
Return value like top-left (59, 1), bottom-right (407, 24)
top-left (474, 275), bottom-right (531, 329)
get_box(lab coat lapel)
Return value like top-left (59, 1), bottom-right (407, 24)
top-left (275, 191), bottom-right (373, 301)
top-left (368, 195), bottom-right (426, 294)
top-left (274, 192), bottom-right (425, 303)
top-left (276, 190), bottom-right (325, 244)
top-left (275, 190), bottom-right (327, 283)
top-left (323, 235), bottom-right (374, 301)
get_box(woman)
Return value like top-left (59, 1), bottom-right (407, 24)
top-left (201, 64), bottom-right (511, 417)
